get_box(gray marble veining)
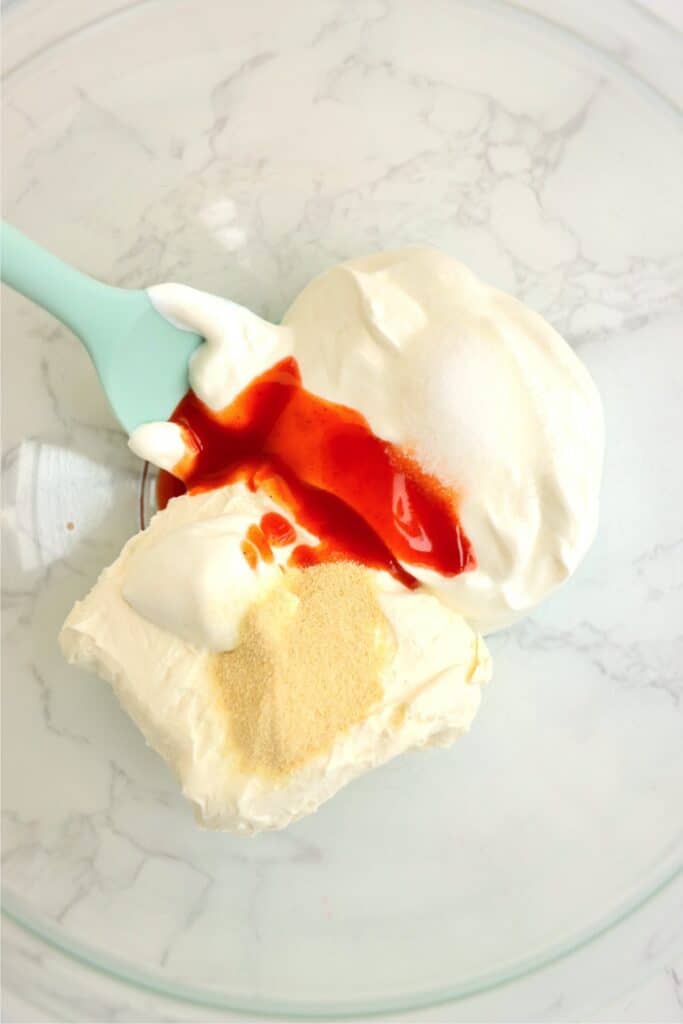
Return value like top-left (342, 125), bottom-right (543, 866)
top-left (2, 0), bottom-right (682, 1018)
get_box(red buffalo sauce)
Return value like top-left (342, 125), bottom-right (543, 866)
top-left (156, 357), bottom-right (474, 587)
top-left (261, 512), bottom-right (297, 547)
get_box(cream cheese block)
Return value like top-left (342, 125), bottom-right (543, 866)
top-left (60, 485), bottom-right (491, 834)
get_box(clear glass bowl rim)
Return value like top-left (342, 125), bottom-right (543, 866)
top-left (2, 0), bottom-right (682, 1016)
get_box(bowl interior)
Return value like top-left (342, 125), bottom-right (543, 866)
top-left (2, 0), bottom-right (683, 1015)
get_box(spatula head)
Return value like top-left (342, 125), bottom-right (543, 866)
top-left (86, 291), bottom-right (202, 433)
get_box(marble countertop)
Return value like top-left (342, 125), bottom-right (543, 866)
top-left (2, 0), bottom-right (682, 1020)
top-left (2, 875), bottom-right (683, 1021)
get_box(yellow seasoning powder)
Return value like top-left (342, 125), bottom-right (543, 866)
top-left (212, 563), bottom-right (395, 779)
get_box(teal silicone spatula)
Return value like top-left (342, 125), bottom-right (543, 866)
top-left (0, 222), bottom-right (202, 432)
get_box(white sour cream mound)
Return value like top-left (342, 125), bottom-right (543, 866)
top-left (121, 485), bottom-right (315, 651)
top-left (60, 485), bottom-right (491, 834)
top-left (133, 248), bottom-right (603, 633)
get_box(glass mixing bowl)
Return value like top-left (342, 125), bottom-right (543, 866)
top-left (2, 0), bottom-right (682, 1016)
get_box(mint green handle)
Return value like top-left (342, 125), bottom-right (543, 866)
top-left (2, 221), bottom-right (132, 350)
top-left (1, 222), bottom-right (201, 432)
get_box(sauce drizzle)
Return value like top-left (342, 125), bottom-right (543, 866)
top-left (157, 358), bottom-right (474, 587)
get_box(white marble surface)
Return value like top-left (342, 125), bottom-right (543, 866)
top-left (2, 879), bottom-right (683, 1022)
top-left (2, 0), bottom-right (682, 1019)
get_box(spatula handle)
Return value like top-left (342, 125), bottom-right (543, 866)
top-left (0, 221), bottom-right (137, 360)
